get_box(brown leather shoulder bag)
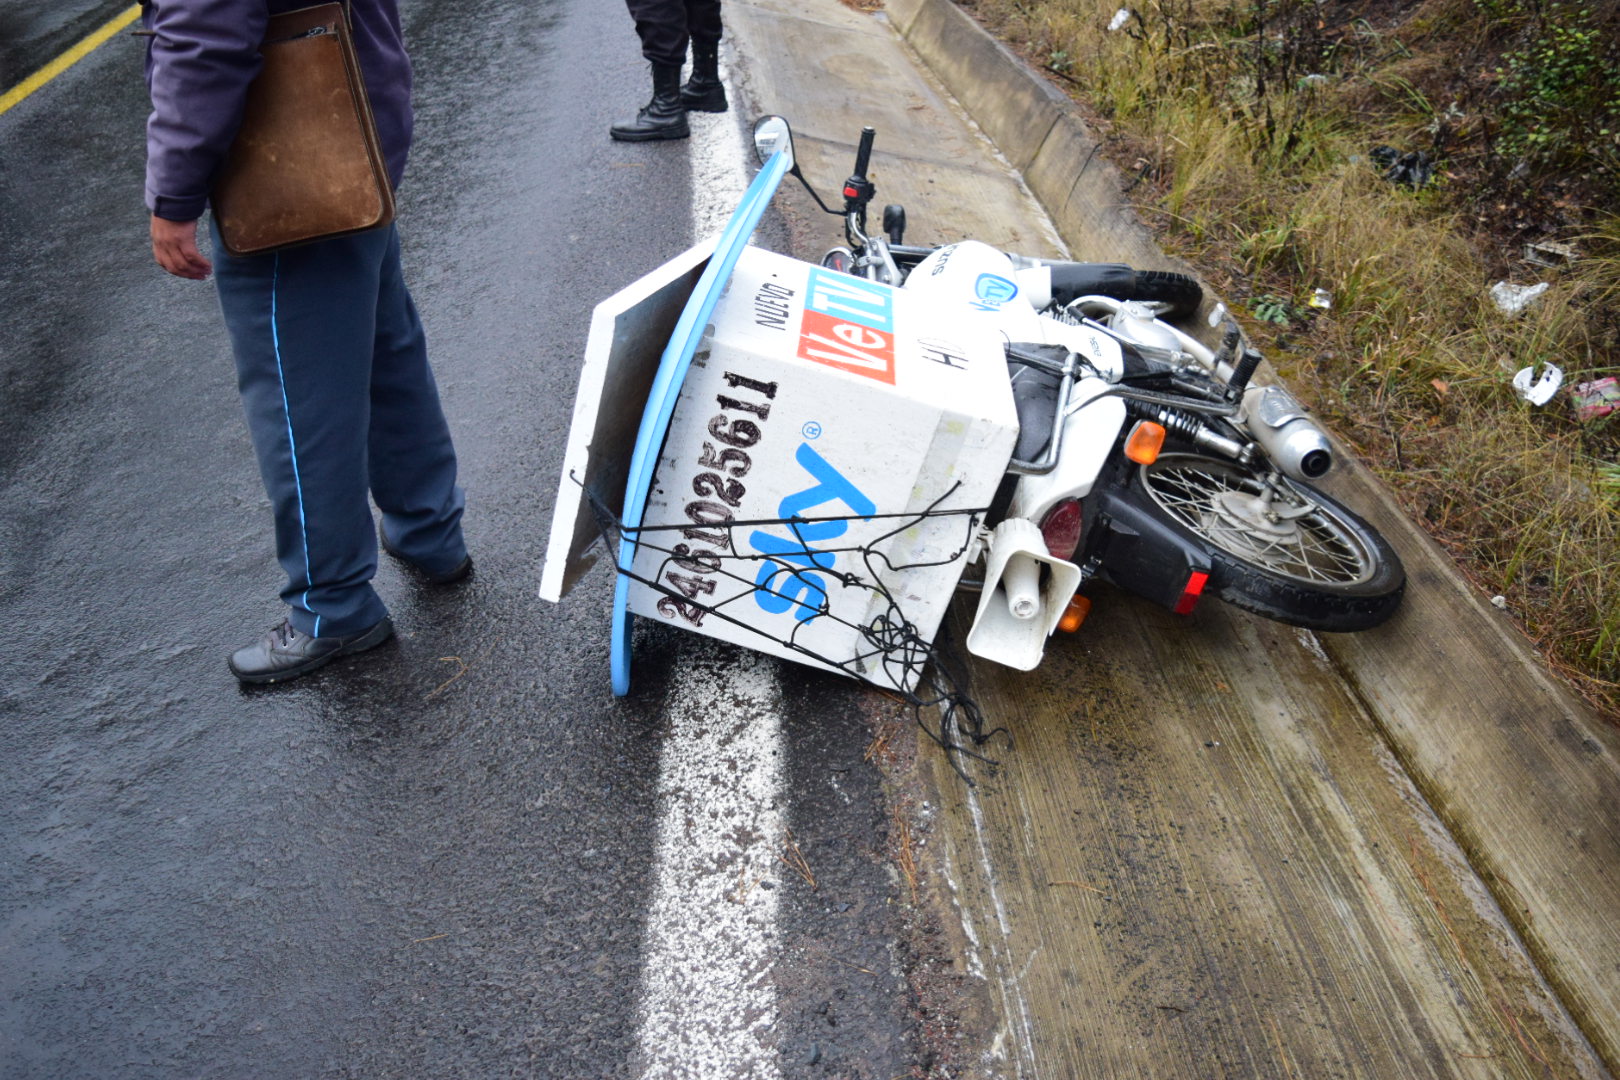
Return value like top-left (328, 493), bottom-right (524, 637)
top-left (211, 2), bottom-right (395, 256)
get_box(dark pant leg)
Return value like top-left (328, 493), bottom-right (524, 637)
top-left (367, 227), bottom-right (467, 576)
top-left (686, 0), bottom-right (722, 46)
top-left (213, 224), bottom-right (392, 638)
top-left (625, 0), bottom-right (689, 66)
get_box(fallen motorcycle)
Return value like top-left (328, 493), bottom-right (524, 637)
top-left (750, 116), bottom-right (1404, 670)
top-left (539, 116), bottom-right (1404, 695)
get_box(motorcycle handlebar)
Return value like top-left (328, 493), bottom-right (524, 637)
top-left (853, 127), bottom-right (875, 180)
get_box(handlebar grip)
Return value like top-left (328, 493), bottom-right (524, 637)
top-left (1228, 348), bottom-right (1264, 395)
top-left (853, 127), bottom-right (875, 178)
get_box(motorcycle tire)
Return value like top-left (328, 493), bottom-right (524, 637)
top-left (1135, 453), bottom-right (1405, 631)
top-left (1047, 263), bottom-right (1203, 319)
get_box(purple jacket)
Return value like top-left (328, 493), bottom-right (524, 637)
top-left (143, 0), bottom-right (414, 221)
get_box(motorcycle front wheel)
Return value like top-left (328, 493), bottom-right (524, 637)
top-left (1137, 453), bottom-right (1405, 631)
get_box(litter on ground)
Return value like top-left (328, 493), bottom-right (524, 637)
top-left (1512, 362), bottom-right (1563, 406)
top-left (1573, 377), bottom-right (1620, 420)
top-left (1491, 280), bottom-right (1549, 316)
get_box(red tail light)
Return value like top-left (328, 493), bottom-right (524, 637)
top-left (1038, 499), bottom-right (1082, 560)
top-left (1174, 571), bottom-right (1209, 615)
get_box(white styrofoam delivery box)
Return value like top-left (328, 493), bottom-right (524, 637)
top-left (626, 246), bottom-right (1018, 691)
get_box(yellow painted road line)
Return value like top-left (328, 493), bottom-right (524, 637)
top-left (0, 5), bottom-right (143, 119)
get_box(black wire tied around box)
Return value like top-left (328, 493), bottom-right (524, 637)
top-left (580, 479), bottom-right (1009, 780)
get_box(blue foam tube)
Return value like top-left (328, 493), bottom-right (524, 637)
top-left (609, 150), bottom-right (792, 695)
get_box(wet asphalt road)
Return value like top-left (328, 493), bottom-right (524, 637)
top-left (0, 1), bottom-right (130, 91)
top-left (0, 2), bottom-right (919, 1077)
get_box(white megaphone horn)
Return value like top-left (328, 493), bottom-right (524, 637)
top-left (965, 517), bottom-right (1083, 671)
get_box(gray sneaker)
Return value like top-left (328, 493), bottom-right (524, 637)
top-left (228, 617), bottom-right (394, 685)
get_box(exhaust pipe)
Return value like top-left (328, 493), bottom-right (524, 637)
top-left (1242, 385), bottom-right (1334, 481)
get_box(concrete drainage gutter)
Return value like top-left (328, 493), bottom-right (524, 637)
top-left (882, 0), bottom-right (1620, 1067)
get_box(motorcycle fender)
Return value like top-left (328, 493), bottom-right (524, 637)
top-left (1008, 389), bottom-right (1126, 523)
top-left (1087, 486), bottom-right (1213, 613)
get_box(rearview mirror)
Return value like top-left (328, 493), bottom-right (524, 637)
top-left (752, 115), bottom-right (795, 169)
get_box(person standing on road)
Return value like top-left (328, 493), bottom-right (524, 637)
top-left (610, 0), bottom-right (728, 142)
top-left (142, 0), bottom-right (471, 684)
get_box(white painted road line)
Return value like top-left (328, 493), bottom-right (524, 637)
top-left (686, 56), bottom-right (753, 240)
top-left (634, 69), bottom-right (789, 1080)
top-left (633, 645), bottom-right (787, 1078)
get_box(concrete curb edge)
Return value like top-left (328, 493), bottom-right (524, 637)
top-left (883, 0), bottom-right (1620, 1067)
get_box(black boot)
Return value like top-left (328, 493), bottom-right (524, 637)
top-left (610, 63), bottom-right (690, 142)
top-left (681, 40), bottom-right (728, 113)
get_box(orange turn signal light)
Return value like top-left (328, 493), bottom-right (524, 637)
top-left (1125, 421), bottom-right (1166, 465)
top-left (1057, 594), bottom-right (1091, 633)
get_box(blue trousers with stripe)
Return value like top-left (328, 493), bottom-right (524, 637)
top-left (212, 222), bottom-right (467, 638)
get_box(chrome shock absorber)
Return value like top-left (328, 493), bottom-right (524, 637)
top-left (1128, 400), bottom-right (1253, 464)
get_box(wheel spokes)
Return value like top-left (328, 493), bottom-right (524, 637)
top-left (1143, 457), bottom-right (1373, 586)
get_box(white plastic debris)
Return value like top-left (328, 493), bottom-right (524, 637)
top-left (1108, 8), bottom-right (1132, 31)
top-left (1491, 280), bottom-right (1549, 315)
top-left (1491, 595), bottom-right (1508, 610)
top-left (1309, 288), bottom-right (1332, 310)
top-left (1512, 362), bottom-right (1563, 406)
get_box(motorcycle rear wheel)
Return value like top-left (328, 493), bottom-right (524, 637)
top-left (1137, 453), bottom-right (1405, 631)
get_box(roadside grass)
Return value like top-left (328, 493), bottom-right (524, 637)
top-left (962, 0), bottom-right (1620, 713)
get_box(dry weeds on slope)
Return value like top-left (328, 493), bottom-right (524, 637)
top-left (959, 0), bottom-right (1620, 715)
